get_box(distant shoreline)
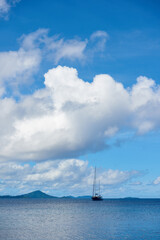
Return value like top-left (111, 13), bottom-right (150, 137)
top-left (0, 190), bottom-right (160, 200)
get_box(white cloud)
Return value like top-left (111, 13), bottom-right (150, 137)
top-left (104, 127), bottom-right (118, 137)
top-left (20, 28), bottom-right (49, 50)
top-left (130, 181), bottom-right (142, 185)
top-left (19, 28), bottom-right (108, 66)
top-left (47, 38), bottom-right (87, 63)
top-left (98, 169), bottom-right (138, 185)
top-left (0, 29), bottom-right (108, 93)
top-left (0, 159), bottom-right (139, 196)
top-left (90, 30), bottom-right (109, 52)
top-left (0, 66), bottom-right (159, 162)
top-left (130, 76), bottom-right (160, 134)
top-left (0, 48), bottom-right (41, 82)
top-left (43, 30), bottom-right (108, 63)
top-left (0, 0), bottom-right (10, 15)
top-left (0, 30), bottom-right (45, 93)
top-left (153, 176), bottom-right (160, 185)
top-left (0, 0), bottom-right (20, 18)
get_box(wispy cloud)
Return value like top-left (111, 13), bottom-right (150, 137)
top-left (153, 176), bottom-right (160, 185)
top-left (90, 30), bottom-right (109, 52)
top-left (20, 28), bottom-right (108, 63)
top-left (45, 37), bottom-right (88, 64)
top-left (0, 29), bottom-right (108, 94)
top-left (0, 0), bottom-right (10, 16)
top-left (0, 29), bottom-right (47, 92)
top-left (0, 0), bottom-right (20, 19)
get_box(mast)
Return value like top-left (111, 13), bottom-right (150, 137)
top-left (91, 167), bottom-right (103, 200)
top-left (92, 167), bottom-right (97, 196)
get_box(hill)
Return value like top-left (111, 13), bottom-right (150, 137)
top-left (0, 190), bottom-right (57, 199)
top-left (0, 190), bottom-right (92, 199)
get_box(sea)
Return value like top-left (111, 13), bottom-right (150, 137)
top-left (0, 198), bottom-right (160, 240)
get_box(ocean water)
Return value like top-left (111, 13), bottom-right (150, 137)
top-left (0, 198), bottom-right (160, 240)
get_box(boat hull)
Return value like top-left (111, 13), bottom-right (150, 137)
top-left (92, 196), bottom-right (103, 201)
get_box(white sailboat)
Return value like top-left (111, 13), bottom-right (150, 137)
top-left (92, 167), bottom-right (103, 201)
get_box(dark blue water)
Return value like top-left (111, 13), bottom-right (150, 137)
top-left (0, 198), bottom-right (160, 240)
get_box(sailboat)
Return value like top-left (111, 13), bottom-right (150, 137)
top-left (92, 167), bottom-right (103, 201)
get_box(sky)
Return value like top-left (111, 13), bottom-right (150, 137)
top-left (0, 0), bottom-right (160, 198)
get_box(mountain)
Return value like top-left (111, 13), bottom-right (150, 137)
top-left (0, 190), bottom-right (57, 199)
top-left (61, 195), bottom-right (75, 199)
top-left (122, 197), bottom-right (140, 200)
top-left (0, 192), bottom-right (146, 200)
top-left (0, 190), bottom-right (92, 199)
top-left (76, 195), bottom-right (91, 199)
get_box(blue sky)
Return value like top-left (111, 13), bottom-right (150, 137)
top-left (0, 0), bottom-right (160, 197)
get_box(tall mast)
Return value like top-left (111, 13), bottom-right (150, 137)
top-left (92, 167), bottom-right (97, 196)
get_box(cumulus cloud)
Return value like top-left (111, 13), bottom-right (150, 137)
top-left (0, 66), bottom-right (159, 162)
top-left (0, 159), bottom-right (139, 196)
